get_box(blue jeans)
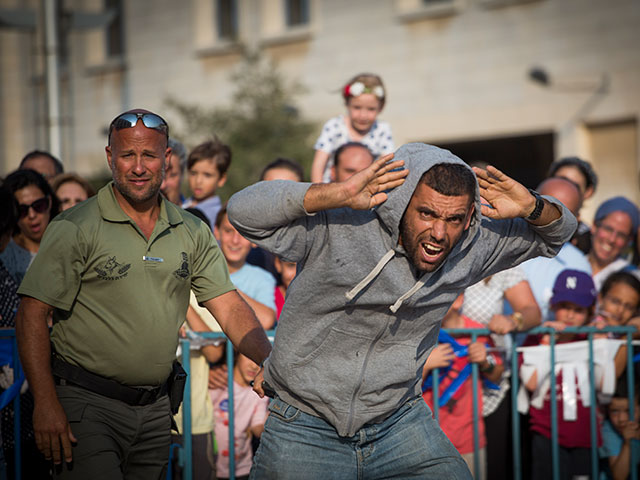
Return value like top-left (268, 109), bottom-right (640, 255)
top-left (250, 396), bottom-right (471, 479)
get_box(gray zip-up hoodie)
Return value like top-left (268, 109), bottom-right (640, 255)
top-left (228, 142), bottom-right (576, 437)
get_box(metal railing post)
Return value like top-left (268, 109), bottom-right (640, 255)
top-left (511, 331), bottom-right (521, 480)
top-left (12, 333), bottom-right (21, 480)
top-left (549, 330), bottom-right (560, 480)
top-left (588, 334), bottom-right (598, 479)
top-left (433, 368), bottom-right (439, 422)
top-left (471, 331), bottom-right (480, 479)
top-left (227, 339), bottom-right (236, 480)
top-left (627, 331), bottom-right (637, 480)
top-left (180, 339), bottom-right (193, 480)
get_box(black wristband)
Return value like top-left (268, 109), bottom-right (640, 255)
top-left (526, 189), bottom-right (544, 221)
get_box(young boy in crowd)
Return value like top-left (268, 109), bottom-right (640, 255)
top-left (182, 138), bottom-right (230, 228)
top-left (209, 350), bottom-right (269, 480)
top-left (422, 293), bottom-right (503, 480)
top-left (600, 376), bottom-right (640, 480)
top-left (207, 205), bottom-right (277, 392)
top-left (214, 205), bottom-right (276, 330)
top-left (520, 269), bottom-right (600, 480)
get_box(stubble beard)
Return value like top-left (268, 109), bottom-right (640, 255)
top-left (112, 166), bottom-right (165, 206)
top-left (399, 218), bottom-right (448, 275)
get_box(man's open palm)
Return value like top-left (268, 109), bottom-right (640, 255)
top-left (473, 165), bottom-right (534, 219)
top-left (344, 153), bottom-right (408, 210)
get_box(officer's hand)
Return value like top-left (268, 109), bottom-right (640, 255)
top-left (33, 398), bottom-right (77, 464)
top-left (251, 368), bottom-right (267, 398)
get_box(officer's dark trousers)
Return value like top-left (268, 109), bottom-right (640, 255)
top-left (52, 384), bottom-right (171, 480)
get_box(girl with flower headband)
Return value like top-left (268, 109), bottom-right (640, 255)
top-left (311, 73), bottom-right (394, 183)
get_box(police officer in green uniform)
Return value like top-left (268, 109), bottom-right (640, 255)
top-left (15, 109), bottom-right (272, 479)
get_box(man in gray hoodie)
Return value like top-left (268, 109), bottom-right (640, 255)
top-left (228, 142), bottom-right (577, 479)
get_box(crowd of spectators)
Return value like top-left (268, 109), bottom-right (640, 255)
top-left (1, 71), bottom-right (640, 479)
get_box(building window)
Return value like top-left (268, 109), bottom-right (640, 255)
top-left (57, 1), bottom-right (69, 68)
top-left (217, 0), bottom-right (238, 40)
top-left (105, 0), bottom-right (124, 58)
top-left (284, 0), bottom-right (309, 27)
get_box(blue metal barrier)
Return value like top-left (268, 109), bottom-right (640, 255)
top-left (2, 325), bottom-right (637, 480)
top-left (0, 329), bottom-right (21, 480)
top-left (508, 325), bottom-right (637, 480)
top-left (176, 330), bottom-right (276, 480)
top-left (436, 325), bottom-right (637, 480)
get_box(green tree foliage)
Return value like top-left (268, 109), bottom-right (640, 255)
top-left (165, 51), bottom-right (317, 200)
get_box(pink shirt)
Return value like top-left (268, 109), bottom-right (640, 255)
top-left (209, 382), bottom-right (269, 478)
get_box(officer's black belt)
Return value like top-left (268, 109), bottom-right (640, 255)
top-left (52, 355), bottom-right (168, 407)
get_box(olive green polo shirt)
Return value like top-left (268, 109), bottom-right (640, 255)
top-left (19, 183), bottom-right (235, 386)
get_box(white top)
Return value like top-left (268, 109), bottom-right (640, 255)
top-left (314, 115), bottom-right (394, 182)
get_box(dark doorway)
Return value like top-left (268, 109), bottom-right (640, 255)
top-left (434, 132), bottom-right (555, 189)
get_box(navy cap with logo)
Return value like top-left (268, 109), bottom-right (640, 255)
top-left (550, 269), bottom-right (597, 308)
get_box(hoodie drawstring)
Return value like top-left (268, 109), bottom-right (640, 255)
top-left (389, 279), bottom-right (427, 313)
top-left (345, 249), bottom-right (395, 301)
top-left (345, 249), bottom-right (427, 313)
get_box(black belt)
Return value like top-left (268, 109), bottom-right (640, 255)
top-left (52, 355), bottom-right (168, 407)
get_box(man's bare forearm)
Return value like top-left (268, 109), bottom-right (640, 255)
top-left (303, 183), bottom-right (349, 213)
top-left (203, 291), bottom-right (272, 366)
top-left (15, 297), bottom-right (57, 404)
top-left (237, 290), bottom-right (276, 330)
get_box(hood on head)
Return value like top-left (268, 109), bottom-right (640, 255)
top-left (375, 142), bottom-right (482, 251)
top-left (346, 143), bottom-right (483, 312)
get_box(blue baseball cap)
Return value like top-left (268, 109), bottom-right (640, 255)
top-left (551, 269), bottom-right (597, 308)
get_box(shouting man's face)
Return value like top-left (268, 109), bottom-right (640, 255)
top-left (399, 182), bottom-right (474, 274)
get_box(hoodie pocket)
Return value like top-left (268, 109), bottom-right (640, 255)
top-left (361, 339), bottom-right (417, 401)
top-left (287, 326), bottom-right (372, 411)
top-left (286, 327), bottom-right (416, 412)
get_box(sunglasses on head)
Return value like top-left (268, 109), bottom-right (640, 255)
top-left (17, 196), bottom-right (51, 219)
top-left (108, 112), bottom-right (169, 143)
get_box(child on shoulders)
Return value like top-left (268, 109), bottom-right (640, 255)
top-left (311, 73), bottom-right (394, 183)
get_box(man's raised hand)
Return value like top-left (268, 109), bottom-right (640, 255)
top-left (342, 153), bottom-right (408, 210)
top-left (472, 165), bottom-right (535, 220)
top-left (303, 153), bottom-right (408, 214)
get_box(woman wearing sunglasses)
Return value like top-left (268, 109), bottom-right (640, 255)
top-left (0, 169), bottom-right (59, 286)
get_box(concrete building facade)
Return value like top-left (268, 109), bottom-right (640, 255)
top-left (1, 0), bottom-right (638, 222)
